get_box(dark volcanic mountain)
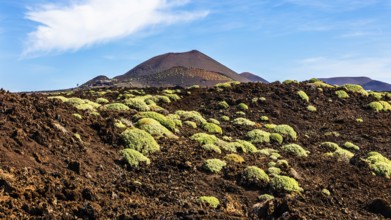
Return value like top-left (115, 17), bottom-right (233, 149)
top-left (240, 72), bottom-right (269, 83)
top-left (114, 50), bottom-right (249, 83)
top-left (115, 66), bottom-right (234, 88)
top-left (319, 77), bottom-right (391, 91)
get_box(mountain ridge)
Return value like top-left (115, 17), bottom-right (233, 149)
top-left (319, 76), bottom-right (391, 91)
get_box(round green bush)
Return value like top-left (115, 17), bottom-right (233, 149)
top-left (280, 144), bottom-right (309, 158)
top-left (120, 149), bottom-right (150, 168)
top-left (203, 159), bottom-right (227, 173)
top-left (243, 166), bottom-right (270, 187)
top-left (198, 196), bottom-right (220, 208)
top-left (120, 128), bottom-right (160, 155)
top-left (270, 175), bottom-right (303, 193)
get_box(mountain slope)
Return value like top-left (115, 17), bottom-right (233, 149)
top-left (1, 83), bottom-right (391, 218)
top-left (114, 50), bottom-right (249, 82)
top-left (240, 72), bottom-right (269, 83)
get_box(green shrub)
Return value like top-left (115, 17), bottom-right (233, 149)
top-left (218, 101), bottom-right (229, 109)
top-left (270, 175), bottom-right (303, 193)
top-left (165, 94), bottom-right (181, 101)
top-left (312, 81), bottom-right (334, 88)
top-left (48, 96), bottom-right (68, 102)
top-left (270, 133), bottom-right (283, 144)
top-left (380, 101), bottom-right (391, 112)
top-left (135, 112), bottom-right (176, 131)
top-left (124, 98), bottom-right (150, 111)
top-left (96, 97), bottom-right (109, 104)
top-left (309, 78), bottom-right (320, 83)
top-left (175, 110), bottom-right (207, 125)
top-left (74, 133), bottom-right (82, 142)
top-left (114, 120), bottom-right (127, 129)
top-left (221, 116), bottom-right (230, 121)
top-left (320, 142), bottom-right (340, 151)
top-left (198, 196), bottom-right (220, 208)
top-left (215, 82), bottom-right (232, 88)
top-left (280, 144), bottom-right (309, 157)
top-left (366, 152), bottom-right (391, 178)
top-left (203, 159), bottom-right (227, 173)
top-left (343, 84), bottom-right (368, 96)
top-left (237, 103), bottom-right (249, 110)
top-left (369, 91), bottom-right (383, 100)
top-left (273, 125), bottom-right (297, 140)
top-left (247, 129), bottom-right (271, 143)
top-left (368, 101), bottom-right (384, 112)
top-left (307, 105), bottom-right (317, 112)
top-left (103, 103), bottom-right (130, 111)
top-left (322, 189), bottom-right (331, 196)
top-left (370, 162), bottom-right (391, 178)
top-left (162, 89), bottom-right (176, 94)
top-left (270, 153), bottom-right (281, 161)
top-left (184, 121), bottom-right (197, 128)
top-left (220, 142), bottom-right (239, 153)
top-left (135, 118), bottom-right (177, 139)
top-left (120, 149), bottom-right (150, 168)
top-left (121, 128), bottom-right (160, 155)
top-left (72, 113), bottom-right (83, 120)
top-left (268, 167), bottom-right (281, 176)
top-left (343, 142), bottom-right (360, 151)
top-left (335, 90), bottom-right (349, 99)
top-left (149, 95), bottom-right (171, 104)
top-left (66, 97), bottom-right (85, 105)
top-left (190, 133), bottom-right (219, 145)
top-left (236, 111), bottom-right (246, 116)
top-left (297, 90), bottom-right (309, 102)
top-left (260, 116), bottom-right (269, 121)
top-left (224, 153), bottom-right (245, 163)
top-left (243, 166), bottom-right (270, 186)
top-left (264, 124), bottom-right (277, 129)
top-left (283, 80), bottom-right (299, 84)
top-left (202, 123), bottom-right (223, 134)
top-left (202, 144), bottom-right (221, 154)
top-left (236, 140), bottom-right (258, 153)
top-left (188, 85), bottom-right (200, 89)
top-left (324, 131), bottom-right (340, 137)
top-left (332, 148), bottom-right (354, 162)
top-left (222, 136), bottom-right (233, 142)
top-left (208, 118), bottom-right (220, 125)
top-left (258, 194), bottom-right (274, 201)
top-left (356, 118), bottom-right (364, 123)
top-left (232, 118), bottom-right (255, 126)
top-left (276, 160), bottom-right (289, 169)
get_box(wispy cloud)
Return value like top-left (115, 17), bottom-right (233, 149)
top-left (292, 56), bottom-right (391, 82)
top-left (23, 0), bottom-right (208, 57)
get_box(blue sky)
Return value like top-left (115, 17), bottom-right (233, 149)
top-left (1, 0), bottom-right (391, 91)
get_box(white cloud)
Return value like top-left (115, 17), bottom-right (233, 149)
top-left (291, 56), bottom-right (391, 82)
top-left (23, 0), bottom-right (208, 56)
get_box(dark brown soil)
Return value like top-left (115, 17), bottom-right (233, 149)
top-left (0, 82), bottom-right (391, 219)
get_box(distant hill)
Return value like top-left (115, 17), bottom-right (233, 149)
top-left (81, 75), bottom-right (112, 87)
top-left (240, 72), bottom-right (268, 83)
top-left (319, 77), bottom-right (391, 91)
top-left (114, 50), bottom-right (249, 83)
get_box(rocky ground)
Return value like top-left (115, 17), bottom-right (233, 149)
top-left (0, 81), bottom-right (391, 219)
